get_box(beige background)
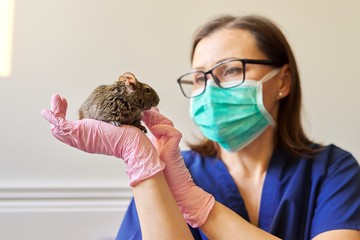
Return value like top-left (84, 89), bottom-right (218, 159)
top-left (0, 0), bottom-right (359, 239)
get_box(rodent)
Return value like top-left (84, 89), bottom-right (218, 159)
top-left (78, 72), bottom-right (160, 133)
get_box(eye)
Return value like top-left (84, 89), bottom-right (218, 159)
top-left (144, 86), bottom-right (152, 94)
top-left (193, 73), bottom-right (206, 84)
top-left (214, 60), bottom-right (244, 82)
top-left (223, 67), bottom-right (243, 77)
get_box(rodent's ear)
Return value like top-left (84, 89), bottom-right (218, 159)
top-left (118, 72), bottom-right (137, 91)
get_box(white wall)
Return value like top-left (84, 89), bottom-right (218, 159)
top-left (0, 0), bottom-right (359, 239)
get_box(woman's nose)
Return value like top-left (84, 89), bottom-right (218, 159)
top-left (205, 72), bottom-right (215, 81)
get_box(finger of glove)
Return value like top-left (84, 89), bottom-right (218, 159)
top-left (143, 108), bottom-right (174, 130)
top-left (51, 94), bottom-right (68, 118)
top-left (41, 109), bottom-right (64, 127)
top-left (150, 124), bottom-right (182, 143)
top-left (150, 124), bottom-right (182, 161)
top-left (45, 116), bottom-right (118, 156)
top-left (40, 108), bottom-right (80, 148)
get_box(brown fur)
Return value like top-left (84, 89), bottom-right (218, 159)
top-left (79, 72), bottom-right (159, 133)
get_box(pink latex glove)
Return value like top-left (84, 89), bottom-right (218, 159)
top-left (41, 94), bottom-right (165, 186)
top-left (143, 109), bottom-right (215, 228)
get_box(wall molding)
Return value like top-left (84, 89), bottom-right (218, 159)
top-left (0, 186), bottom-right (133, 213)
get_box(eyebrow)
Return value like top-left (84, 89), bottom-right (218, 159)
top-left (192, 57), bottom-right (239, 71)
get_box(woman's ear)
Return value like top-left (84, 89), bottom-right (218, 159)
top-left (277, 64), bottom-right (291, 99)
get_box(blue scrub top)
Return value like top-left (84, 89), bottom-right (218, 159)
top-left (116, 144), bottom-right (360, 240)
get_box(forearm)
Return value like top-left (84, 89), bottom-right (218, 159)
top-left (200, 201), bottom-right (281, 240)
top-left (132, 172), bottom-right (194, 240)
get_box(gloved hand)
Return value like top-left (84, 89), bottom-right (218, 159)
top-left (41, 94), bottom-right (165, 186)
top-left (143, 109), bottom-right (215, 228)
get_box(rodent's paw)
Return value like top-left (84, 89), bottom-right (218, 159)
top-left (139, 125), bottom-right (147, 133)
top-left (110, 121), bottom-right (122, 127)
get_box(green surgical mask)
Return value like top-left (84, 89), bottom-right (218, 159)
top-left (190, 69), bottom-right (280, 152)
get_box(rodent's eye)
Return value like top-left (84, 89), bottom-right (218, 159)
top-left (144, 87), bottom-right (152, 94)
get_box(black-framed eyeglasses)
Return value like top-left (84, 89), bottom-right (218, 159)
top-left (176, 58), bottom-right (276, 98)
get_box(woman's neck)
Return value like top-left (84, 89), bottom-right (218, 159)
top-left (220, 127), bottom-right (275, 178)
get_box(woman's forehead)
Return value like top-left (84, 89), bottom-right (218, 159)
top-left (192, 28), bottom-right (266, 70)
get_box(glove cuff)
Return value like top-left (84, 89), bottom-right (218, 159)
top-left (175, 184), bottom-right (216, 228)
top-left (128, 159), bottom-right (165, 187)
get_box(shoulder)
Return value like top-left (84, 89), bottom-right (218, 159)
top-left (291, 144), bottom-right (360, 186)
top-left (308, 144), bottom-right (360, 237)
top-left (315, 144), bottom-right (360, 186)
top-left (315, 144), bottom-right (355, 161)
top-left (305, 144), bottom-right (360, 195)
top-left (311, 144), bottom-right (359, 175)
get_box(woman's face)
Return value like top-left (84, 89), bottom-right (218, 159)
top-left (192, 28), bottom-right (287, 121)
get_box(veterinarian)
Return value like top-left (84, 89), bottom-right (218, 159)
top-left (42, 14), bottom-right (360, 240)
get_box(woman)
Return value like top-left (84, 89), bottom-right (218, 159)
top-left (42, 15), bottom-right (360, 239)
top-left (118, 14), bottom-right (360, 239)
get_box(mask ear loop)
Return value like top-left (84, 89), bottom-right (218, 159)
top-left (255, 68), bottom-right (281, 128)
top-left (259, 68), bottom-right (281, 85)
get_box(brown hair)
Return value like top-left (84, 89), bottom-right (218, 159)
top-left (187, 14), bottom-right (321, 158)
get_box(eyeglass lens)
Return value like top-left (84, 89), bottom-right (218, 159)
top-left (178, 60), bottom-right (245, 98)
